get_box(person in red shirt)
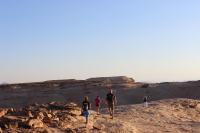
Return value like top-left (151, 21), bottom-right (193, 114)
top-left (95, 96), bottom-right (101, 115)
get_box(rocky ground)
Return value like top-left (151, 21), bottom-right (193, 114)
top-left (1, 98), bottom-right (200, 133)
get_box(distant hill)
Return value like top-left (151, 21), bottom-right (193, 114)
top-left (0, 76), bottom-right (200, 108)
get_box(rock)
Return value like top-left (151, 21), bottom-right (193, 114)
top-left (27, 119), bottom-right (44, 128)
top-left (68, 110), bottom-right (81, 116)
top-left (47, 114), bottom-right (52, 118)
top-left (65, 115), bottom-right (77, 122)
top-left (7, 108), bottom-right (14, 114)
top-left (0, 109), bottom-right (8, 117)
top-left (29, 111), bottom-right (34, 118)
top-left (52, 117), bottom-right (59, 122)
top-left (4, 124), bottom-right (8, 129)
top-left (36, 112), bottom-right (45, 120)
top-left (93, 123), bottom-right (105, 130)
top-left (189, 103), bottom-right (197, 108)
top-left (8, 121), bottom-right (18, 129)
top-left (65, 128), bottom-right (75, 133)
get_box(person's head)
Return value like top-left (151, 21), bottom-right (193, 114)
top-left (96, 96), bottom-right (100, 98)
top-left (84, 96), bottom-right (89, 102)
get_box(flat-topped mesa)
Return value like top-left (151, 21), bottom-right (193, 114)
top-left (86, 76), bottom-right (135, 84)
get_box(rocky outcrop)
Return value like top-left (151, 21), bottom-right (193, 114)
top-left (87, 76), bottom-right (135, 84)
top-left (0, 102), bottom-right (83, 132)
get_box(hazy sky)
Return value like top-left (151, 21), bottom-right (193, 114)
top-left (0, 0), bottom-right (200, 83)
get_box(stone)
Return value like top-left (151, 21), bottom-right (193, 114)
top-left (65, 115), bottom-right (77, 122)
top-left (93, 123), bottom-right (105, 130)
top-left (37, 112), bottom-right (45, 120)
top-left (52, 117), bottom-right (59, 122)
top-left (28, 111), bottom-right (34, 118)
top-left (47, 114), bottom-right (52, 118)
top-left (8, 121), bottom-right (18, 129)
top-left (7, 108), bottom-right (14, 114)
top-left (0, 109), bottom-right (8, 117)
top-left (27, 119), bottom-right (44, 128)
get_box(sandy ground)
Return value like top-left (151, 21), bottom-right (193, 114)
top-left (82, 99), bottom-right (200, 133)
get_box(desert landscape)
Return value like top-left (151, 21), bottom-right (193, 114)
top-left (1, 76), bottom-right (200, 133)
top-left (1, 0), bottom-right (200, 132)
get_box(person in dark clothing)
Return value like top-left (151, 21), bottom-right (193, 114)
top-left (82, 96), bottom-right (91, 124)
top-left (106, 89), bottom-right (117, 119)
top-left (143, 96), bottom-right (148, 107)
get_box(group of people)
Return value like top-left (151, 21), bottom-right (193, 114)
top-left (81, 88), bottom-right (117, 124)
top-left (81, 88), bottom-right (149, 124)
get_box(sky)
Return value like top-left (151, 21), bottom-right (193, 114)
top-left (0, 0), bottom-right (200, 83)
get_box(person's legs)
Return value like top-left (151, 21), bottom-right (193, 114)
top-left (108, 104), bottom-right (112, 116)
top-left (84, 111), bottom-right (89, 124)
top-left (97, 106), bottom-right (100, 114)
top-left (145, 102), bottom-right (148, 107)
top-left (108, 106), bottom-right (112, 116)
top-left (111, 104), bottom-right (114, 119)
top-left (86, 116), bottom-right (88, 124)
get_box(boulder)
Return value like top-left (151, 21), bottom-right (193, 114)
top-left (27, 119), bottom-right (44, 128)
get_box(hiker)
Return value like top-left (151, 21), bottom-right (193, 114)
top-left (106, 89), bottom-right (117, 119)
top-left (82, 96), bottom-right (91, 124)
top-left (143, 96), bottom-right (148, 107)
top-left (95, 96), bottom-right (101, 114)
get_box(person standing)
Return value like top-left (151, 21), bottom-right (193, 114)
top-left (106, 89), bottom-right (117, 119)
top-left (143, 96), bottom-right (148, 107)
top-left (95, 96), bottom-right (101, 115)
top-left (82, 96), bottom-right (91, 124)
